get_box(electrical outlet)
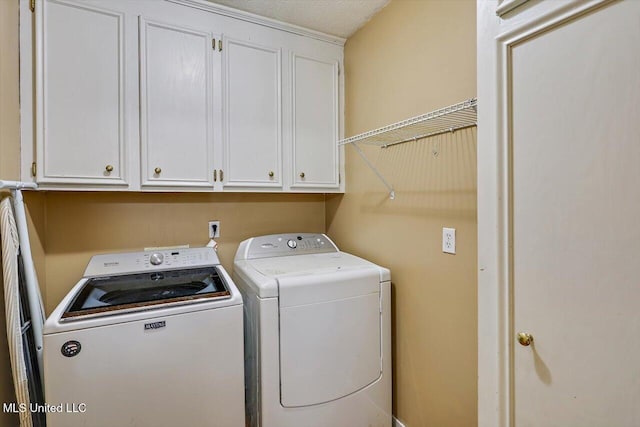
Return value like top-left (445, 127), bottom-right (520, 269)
top-left (208, 220), bottom-right (220, 238)
top-left (443, 227), bottom-right (456, 254)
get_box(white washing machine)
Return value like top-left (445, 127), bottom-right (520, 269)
top-left (43, 247), bottom-right (245, 427)
top-left (233, 233), bottom-right (392, 427)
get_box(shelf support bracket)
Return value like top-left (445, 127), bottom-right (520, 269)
top-left (350, 143), bottom-right (395, 200)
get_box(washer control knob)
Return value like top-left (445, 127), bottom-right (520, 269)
top-left (287, 239), bottom-right (297, 249)
top-left (150, 253), bottom-right (164, 265)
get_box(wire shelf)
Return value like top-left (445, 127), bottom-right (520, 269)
top-left (338, 98), bottom-right (477, 148)
top-left (338, 98), bottom-right (477, 200)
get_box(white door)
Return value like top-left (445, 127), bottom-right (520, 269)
top-left (478, 1), bottom-right (640, 426)
top-left (37, 0), bottom-right (128, 185)
top-left (221, 37), bottom-right (282, 188)
top-left (290, 53), bottom-right (339, 188)
top-left (139, 18), bottom-right (216, 188)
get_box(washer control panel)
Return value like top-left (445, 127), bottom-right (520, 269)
top-left (83, 247), bottom-right (221, 277)
top-left (244, 233), bottom-right (338, 260)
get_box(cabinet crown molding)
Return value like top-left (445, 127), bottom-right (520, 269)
top-left (167, 0), bottom-right (346, 46)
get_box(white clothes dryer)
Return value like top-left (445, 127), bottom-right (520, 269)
top-left (43, 247), bottom-right (245, 427)
top-left (233, 233), bottom-right (391, 427)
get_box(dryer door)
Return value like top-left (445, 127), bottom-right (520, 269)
top-left (278, 267), bottom-right (381, 407)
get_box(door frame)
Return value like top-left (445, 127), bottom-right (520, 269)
top-left (477, 1), bottom-right (613, 426)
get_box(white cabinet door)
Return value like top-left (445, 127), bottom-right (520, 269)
top-left (222, 37), bottom-right (282, 188)
top-left (290, 53), bottom-right (339, 188)
top-left (37, 0), bottom-right (127, 185)
top-left (139, 18), bottom-right (216, 188)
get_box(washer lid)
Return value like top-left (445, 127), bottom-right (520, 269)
top-left (62, 266), bottom-right (231, 320)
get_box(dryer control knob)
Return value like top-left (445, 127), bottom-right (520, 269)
top-left (287, 240), bottom-right (297, 249)
top-left (150, 253), bottom-right (164, 265)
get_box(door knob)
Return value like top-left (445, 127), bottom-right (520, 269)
top-left (299, 172), bottom-right (305, 179)
top-left (154, 167), bottom-right (162, 175)
top-left (517, 332), bottom-right (533, 347)
top-left (105, 165), bottom-right (114, 173)
top-left (268, 171), bottom-right (274, 178)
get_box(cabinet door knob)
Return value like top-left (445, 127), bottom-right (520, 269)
top-left (105, 165), bottom-right (114, 173)
top-left (299, 172), bottom-right (305, 179)
top-left (517, 332), bottom-right (533, 347)
top-left (154, 167), bottom-right (162, 175)
top-left (268, 171), bottom-right (274, 178)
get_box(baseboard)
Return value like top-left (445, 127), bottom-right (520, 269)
top-left (393, 416), bottom-right (407, 427)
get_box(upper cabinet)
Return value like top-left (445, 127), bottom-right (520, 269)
top-left (139, 18), bottom-right (217, 188)
top-left (37, 0), bottom-right (127, 186)
top-left (290, 53), bottom-right (339, 189)
top-left (222, 37), bottom-right (282, 189)
top-left (23, 0), bottom-right (344, 193)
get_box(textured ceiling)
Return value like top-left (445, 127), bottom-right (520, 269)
top-left (207, 0), bottom-right (390, 38)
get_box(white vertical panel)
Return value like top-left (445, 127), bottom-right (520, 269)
top-left (40, 0), bottom-right (126, 184)
top-left (222, 38), bottom-right (282, 187)
top-left (291, 53), bottom-right (338, 188)
top-left (139, 18), bottom-right (214, 187)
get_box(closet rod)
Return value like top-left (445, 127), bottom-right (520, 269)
top-left (381, 123), bottom-right (477, 149)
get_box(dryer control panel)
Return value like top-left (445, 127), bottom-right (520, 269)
top-left (242, 233), bottom-right (338, 260)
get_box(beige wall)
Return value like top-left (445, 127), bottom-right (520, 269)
top-left (0, 0), bottom-right (21, 182)
top-left (326, 1), bottom-right (477, 426)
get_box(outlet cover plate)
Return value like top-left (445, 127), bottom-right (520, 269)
top-left (208, 220), bottom-right (220, 238)
top-left (443, 227), bottom-right (456, 254)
